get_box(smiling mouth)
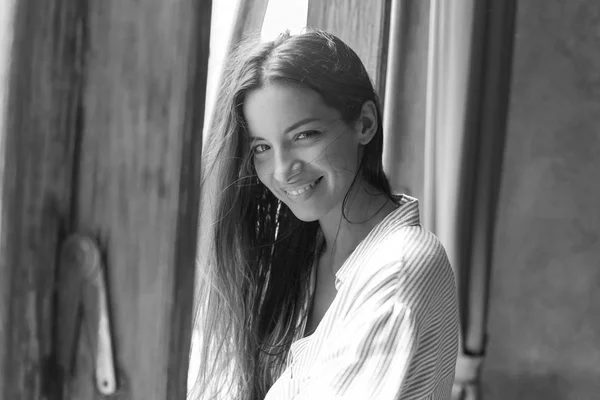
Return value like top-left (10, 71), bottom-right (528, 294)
top-left (283, 177), bottom-right (323, 196)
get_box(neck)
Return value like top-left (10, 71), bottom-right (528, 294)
top-left (318, 181), bottom-right (396, 275)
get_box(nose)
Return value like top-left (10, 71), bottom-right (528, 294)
top-left (273, 148), bottom-right (302, 184)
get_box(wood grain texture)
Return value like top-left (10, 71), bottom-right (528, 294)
top-left (307, 0), bottom-right (391, 96)
top-left (0, 1), bottom-right (85, 399)
top-left (1, 0), bottom-right (210, 399)
top-left (70, 1), bottom-right (210, 399)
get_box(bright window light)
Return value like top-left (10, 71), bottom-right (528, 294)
top-left (261, 0), bottom-right (309, 41)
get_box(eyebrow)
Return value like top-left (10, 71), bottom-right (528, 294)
top-left (249, 117), bottom-right (321, 142)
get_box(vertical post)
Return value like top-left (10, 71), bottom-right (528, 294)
top-left (70, 1), bottom-right (210, 399)
top-left (0, 0), bottom-right (16, 382)
top-left (423, 1), bottom-right (516, 398)
top-left (205, 0), bottom-right (269, 139)
top-left (229, 0), bottom-right (269, 47)
top-left (0, 1), bottom-right (85, 398)
top-left (382, 0), bottom-right (431, 197)
top-left (0, 0), bottom-right (211, 399)
top-left (307, 0), bottom-right (391, 97)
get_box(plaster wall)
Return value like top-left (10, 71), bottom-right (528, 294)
top-left (482, 1), bottom-right (600, 398)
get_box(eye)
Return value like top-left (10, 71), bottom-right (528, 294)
top-left (295, 130), bottom-right (320, 141)
top-left (252, 143), bottom-right (271, 155)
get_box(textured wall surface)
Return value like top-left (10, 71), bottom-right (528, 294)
top-left (482, 1), bottom-right (600, 398)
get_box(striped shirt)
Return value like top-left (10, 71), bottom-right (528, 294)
top-left (264, 195), bottom-right (459, 399)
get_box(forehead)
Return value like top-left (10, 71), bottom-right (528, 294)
top-left (242, 83), bottom-right (340, 138)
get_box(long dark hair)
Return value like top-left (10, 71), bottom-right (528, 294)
top-left (191, 28), bottom-right (393, 400)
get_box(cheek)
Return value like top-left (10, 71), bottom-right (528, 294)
top-left (317, 140), bottom-right (360, 174)
top-left (253, 159), bottom-right (272, 185)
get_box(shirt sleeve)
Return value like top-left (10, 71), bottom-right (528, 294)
top-left (292, 262), bottom-right (421, 400)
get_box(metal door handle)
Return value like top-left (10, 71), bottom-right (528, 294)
top-left (56, 234), bottom-right (117, 396)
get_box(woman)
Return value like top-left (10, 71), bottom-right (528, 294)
top-left (192, 29), bottom-right (459, 399)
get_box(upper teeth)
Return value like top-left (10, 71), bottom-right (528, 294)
top-left (285, 178), bottom-right (320, 196)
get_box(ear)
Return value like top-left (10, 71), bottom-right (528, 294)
top-left (354, 100), bottom-right (378, 145)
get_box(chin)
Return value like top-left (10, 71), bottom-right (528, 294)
top-left (295, 215), bottom-right (321, 223)
top-left (288, 209), bottom-right (321, 222)
top-left (280, 201), bottom-right (326, 222)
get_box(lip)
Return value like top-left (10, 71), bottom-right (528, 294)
top-left (282, 177), bottom-right (323, 197)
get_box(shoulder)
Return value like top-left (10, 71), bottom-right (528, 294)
top-left (351, 224), bottom-right (456, 309)
top-left (390, 225), bottom-right (453, 284)
top-left (366, 223), bottom-right (452, 277)
top-left (396, 227), bottom-right (456, 310)
top-left (380, 224), bottom-right (446, 258)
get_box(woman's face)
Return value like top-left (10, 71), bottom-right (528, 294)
top-left (243, 83), bottom-right (362, 222)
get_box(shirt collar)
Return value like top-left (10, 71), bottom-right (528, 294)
top-left (334, 194), bottom-right (420, 290)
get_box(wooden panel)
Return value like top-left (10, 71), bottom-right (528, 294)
top-left (307, 0), bottom-right (391, 95)
top-left (0, 1), bottom-right (84, 398)
top-left (0, 0), bottom-right (210, 399)
top-left (70, 1), bottom-right (210, 399)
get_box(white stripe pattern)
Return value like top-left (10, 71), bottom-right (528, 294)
top-left (265, 195), bottom-right (459, 399)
